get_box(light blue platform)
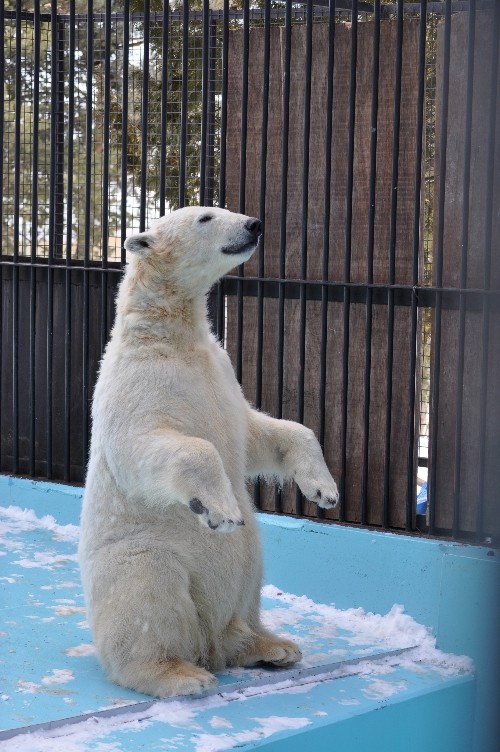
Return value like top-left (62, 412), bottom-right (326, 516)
top-left (0, 476), bottom-right (498, 752)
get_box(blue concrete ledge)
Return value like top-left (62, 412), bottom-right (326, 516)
top-left (0, 475), bottom-right (498, 752)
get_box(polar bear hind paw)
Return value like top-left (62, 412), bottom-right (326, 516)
top-left (115, 658), bottom-right (217, 698)
top-left (239, 635), bottom-right (303, 668)
top-left (189, 497), bottom-right (245, 532)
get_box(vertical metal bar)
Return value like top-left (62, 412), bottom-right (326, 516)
top-left (120, 0), bottom-right (129, 262)
top-left (218, 0), bottom-right (229, 209)
top-left (255, 0), bottom-right (271, 410)
top-left (101, 0), bottom-right (112, 356)
top-left (277, 0), bottom-right (292, 421)
top-left (340, 0), bottom-right (358, 522)
top-left (179, 0), bottom-right (189, 208)
top-left (406, 0), bottom-right (427, 531)
top-left (360, 0), bottom-right (380, 525)
top-left (206, 18), bottom-right (216, 208)
top-left (200, 0), bottom-right (209, 205)
top-left (159, 0), bottom-right (169, 217)
top-left (318, 0), bottom-right (337, 521)
top-left (295, 0), bottom-right (313, 517)
top-left (452, 0), bottom-right (476, 539)
top-left (45, 0), bottom-right (58, 478)
top-left (12, 1), bottom-right (22, 474)
top-left (476, 2), bottom-right (499, 541)
top-left (253, 0), bottom-right (271, 512)
top-left (428, 0), bottom-right (452, 536)
top-left (238, 0), bottom-right (249, 214)
top-left (47, 0), bottom-right (63, 478)
top-left (276, 0), bottom-right (292, 513)
top-left (216, 0), bottom-right (229, 342)
top-left (82, 0), bottom-right (94, 477)
top-left (54, 19), bottom-right (65, 260)
top-left (140, 0), bottom-right (150, 231)
top-left (235, 0), bottom-right (250, 385)
top-left (382, 0), bottom-right (404, 528)
top-left (0, 1), bottom-right (3, 470)
top-left (64, 0), bottom-right (76, 481)
top-left (30, 0), bottom-right (42, 477)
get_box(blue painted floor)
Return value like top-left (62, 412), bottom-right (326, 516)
top-left (0, 490), bottom-right (475, 751)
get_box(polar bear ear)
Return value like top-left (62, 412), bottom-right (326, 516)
top-left (123, 231), bottom-right (154, 257)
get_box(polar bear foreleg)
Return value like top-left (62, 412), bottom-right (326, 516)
top-left (109, 431), bottom-right (244, 531)
top-left (245, 410), bottom-right (339, 509)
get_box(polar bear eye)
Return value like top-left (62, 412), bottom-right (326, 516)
top-left (198, 214), bottom-right (213, 224)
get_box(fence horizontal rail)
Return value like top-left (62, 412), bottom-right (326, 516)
top-left (220, 277), bottom-right (500, 312)
top-left (5, 2), bottom-right (497, 25)
top-left (2, 256), bottom-right (497, 312)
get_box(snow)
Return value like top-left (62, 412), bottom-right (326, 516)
top-left (261, 585), bottom-right (428, 650)
top-left (261, 585), bottom-right (473, 676)
top-left (13, 552), bottom-right (79, 570)
top-left (0, 506), bottom-right (80, 545)
top-left (209, 716), bottom-right (233, 729)
top-left (64, 644), bottom-right (97, 658)
top-left (191, 717), bottom-right (311, 752)
top-left (50, 605), bottom-right (86, 617)
top-left (41, 669), bottom-right (75, 686)
top-left (362, 679), bottom-right (408, 700)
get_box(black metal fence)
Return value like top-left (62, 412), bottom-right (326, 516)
top-left (1, 1), bottom-right (499, 545)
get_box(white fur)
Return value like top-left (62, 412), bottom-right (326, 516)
top-left (78, 206), bottom-right (339, 698)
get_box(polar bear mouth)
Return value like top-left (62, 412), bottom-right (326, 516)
top-left (221, 240), bottom-right (259, 256)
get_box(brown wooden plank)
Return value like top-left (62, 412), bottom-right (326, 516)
top-left (431, 10), bottom-right (500, 538)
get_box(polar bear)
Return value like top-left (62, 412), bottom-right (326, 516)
top-left (78, 206), bottom-right (339, 698)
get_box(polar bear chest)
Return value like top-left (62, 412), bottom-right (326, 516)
top-left (150, 341), bottom-right (248, 485)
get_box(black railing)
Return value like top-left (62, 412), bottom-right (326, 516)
top-left (0, 1), bottom-right (498, 545)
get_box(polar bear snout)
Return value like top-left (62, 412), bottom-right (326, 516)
top-left (245, 217), bottom-right (262, 240)
top-left (221, 217), bottom-right (262, 257)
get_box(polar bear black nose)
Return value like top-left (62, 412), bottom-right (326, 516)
top-left (245, 218), bottom-right (262, 240)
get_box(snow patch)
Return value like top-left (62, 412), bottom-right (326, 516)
top-left (50, 605), bottom-right (86, 617)
top-left (362, 679), bottom-right (407, 700)
top-left (13, 552), bottom-right (78, 570)
top-left (0, 506), bottom-right (80, 544)
top-left (41, 669), bottom-right (75, 686)
top-left (191, 716), bottom-right (311, 752)
top-left (208, 716), bottom-right (233, 729)
top-left (261, 584), bottom-right (473, 676)
top-left (64, 644), bottom-right (96, 657)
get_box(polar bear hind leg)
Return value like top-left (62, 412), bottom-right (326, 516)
top-left (89, 548), bottom-right (216, 697)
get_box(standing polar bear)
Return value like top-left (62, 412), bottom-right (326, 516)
top-left (79, 206), bottom-right (339, 698)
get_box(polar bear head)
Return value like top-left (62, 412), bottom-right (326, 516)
top-left (124, 207), bottom-right (261, 294)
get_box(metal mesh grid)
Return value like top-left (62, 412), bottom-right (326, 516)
top-left (2, 6), bottom-right (369, 263)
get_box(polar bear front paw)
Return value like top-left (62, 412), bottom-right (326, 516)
top-left (189, 497), bottom-right (245, 532)
top-left (309, 483), bottom-right (340, 510)
top-left (297, 474), bottom-right (340, 510)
